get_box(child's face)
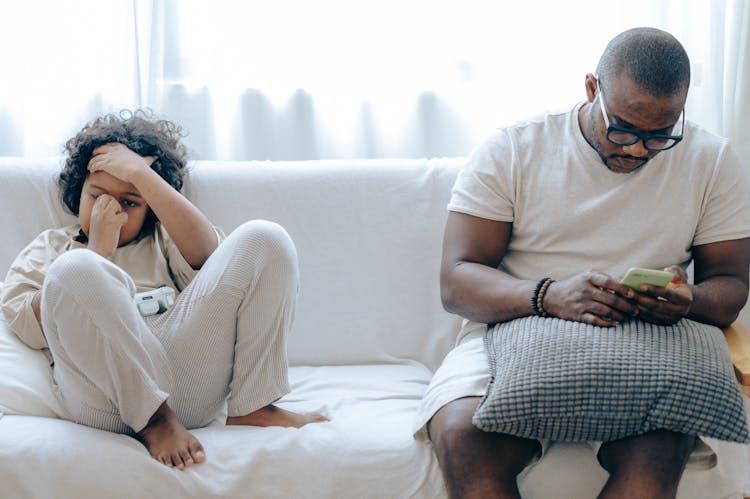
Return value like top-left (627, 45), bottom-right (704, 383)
top-left (78, 170), bottom-right (150, 246)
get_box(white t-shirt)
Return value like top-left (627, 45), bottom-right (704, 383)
top-left (448, 103), bottom-right (750, 340)
top-left (450, 102), bottom-right (750, 281)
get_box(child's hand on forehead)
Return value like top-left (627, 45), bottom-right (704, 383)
top-left (88, 143), bottom-right (157, 184)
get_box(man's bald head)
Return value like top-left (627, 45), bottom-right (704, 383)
top-left (596, 27), bottom-right (690, 97)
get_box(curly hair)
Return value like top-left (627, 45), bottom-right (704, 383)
top-left (59, 109), bottom-right (188, 235)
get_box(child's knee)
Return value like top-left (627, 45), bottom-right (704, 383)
top-left (232, 220), bottom-right (298, 266)
top-left (48, 249), bottom-right (99, 286)
top-left (213, 220), bottom-right (298, 294)
top-left (46, 249), bottom-right (135, 299)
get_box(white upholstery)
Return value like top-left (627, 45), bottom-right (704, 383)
top-left (0, 157), bottom-right (748, 498)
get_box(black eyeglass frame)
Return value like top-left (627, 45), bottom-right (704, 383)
top-left (597, 80), bottom-right (685, 152)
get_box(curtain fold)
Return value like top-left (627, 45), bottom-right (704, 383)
top-left (724, 0), bottom-right (750, 166)
top-left (0, 1), bottom-right (140, 156)
top-left (0, 1), bottom-right (748, 162)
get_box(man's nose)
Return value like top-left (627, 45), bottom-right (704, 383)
top-left (621, 139), bottom-right (649, 157)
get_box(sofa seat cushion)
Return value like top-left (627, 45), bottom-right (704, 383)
top-left (0, 312), bottom-right (63, 418)
top-left (2, 312), bottom-right (749, 498)
top-left (2, 360), bottom-right (749, 498)
top-left (0, 363), bottom-right (445, 498)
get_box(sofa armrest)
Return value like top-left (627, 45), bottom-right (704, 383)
top-left (724, 321), bottom-right (750, 397)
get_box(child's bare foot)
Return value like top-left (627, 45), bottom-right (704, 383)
top-left (137, 402), bottom-right (205, 470)
top-left (226, 404), bottom-right (329, 428)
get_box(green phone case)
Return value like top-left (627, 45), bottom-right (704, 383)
top-left (620, 267), bottom-right (673, 290)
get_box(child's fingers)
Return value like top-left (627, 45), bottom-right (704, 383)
top-left (87, 153), bottom-right (109, 172)
top-left (115, 211), bottom-right (128, 226)
top-left (93, 194), bottom-right (118, 210)
top-left (91, 143), bottom-right (120, 156)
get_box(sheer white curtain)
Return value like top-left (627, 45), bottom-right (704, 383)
top-left (0, 0), bottom-right (748, 163)
top-left (0, 1), bottom-right (140, 156)
top-left (723, 0), bottom-right (750, 165)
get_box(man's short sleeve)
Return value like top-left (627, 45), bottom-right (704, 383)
top-left (447, 131), bottom-right (516, 222)
top-left (693, 143), bottom-right (750, 246)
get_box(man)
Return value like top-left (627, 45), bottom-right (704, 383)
top-left (414, 28), bottom-right (750, 498)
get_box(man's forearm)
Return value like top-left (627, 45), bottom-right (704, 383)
top-left (687, 276), bottom-right (748, 328)
top-left (441, 262), bottom-right (535, 324)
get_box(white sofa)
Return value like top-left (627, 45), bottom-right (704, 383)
top-left (0, 157), bottom-right (748, 498)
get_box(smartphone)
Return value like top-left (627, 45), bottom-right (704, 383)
top-left (619, 267), bottom-right (674, 290)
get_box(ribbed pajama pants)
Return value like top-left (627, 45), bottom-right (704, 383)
top-left (41, 220), bottom-right (297, 434)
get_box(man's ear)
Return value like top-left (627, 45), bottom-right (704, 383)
top-left (584, 73), bottom-right (597, 102)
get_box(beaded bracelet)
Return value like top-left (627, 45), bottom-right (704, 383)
top-left (531, 277), bottom-right (555, 317)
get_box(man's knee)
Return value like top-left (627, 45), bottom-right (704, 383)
top-left (428, 397), bottom-right (539, 471)
top-left (598, 430), bottom-right (695, 478)
top-left (428, 397), bottom-right (481, 447)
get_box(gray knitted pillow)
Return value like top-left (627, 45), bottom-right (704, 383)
top-left (473, 316), bottom-right (749, 443)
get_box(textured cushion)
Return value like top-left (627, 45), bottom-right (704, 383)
top-left (473, 316), bottom-right (750, 443)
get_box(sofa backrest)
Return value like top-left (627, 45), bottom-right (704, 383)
top-left (0, 158), bottom-right (465, 370)
top-left (0, 158), bottom-right (78, 271)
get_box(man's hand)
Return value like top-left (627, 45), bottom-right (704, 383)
top-left (630, 265), bottom-right (693, 325)
top-left (87, 194), bottom-right (128, 257)
top-left (88, 143), bottom-right (156, 184)
top-left (543, 271), bottom-right (639, 327)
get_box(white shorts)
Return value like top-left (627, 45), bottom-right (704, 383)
top-left (413, 329), bottom-right (491, 441)
top-left (413, 329), bottom-right (717, 470)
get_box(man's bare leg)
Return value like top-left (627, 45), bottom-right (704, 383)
top-left (226, 404), bottom-right (329, 428)
top-left (428, 397), bottom-right (540, 499)
top-left (597, 430), bottom-right (695, 499)
top-left (137, 401), bottom-right (206, 470)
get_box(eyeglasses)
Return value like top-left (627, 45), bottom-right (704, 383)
top-left (597, 81), bottom-right (684, 151)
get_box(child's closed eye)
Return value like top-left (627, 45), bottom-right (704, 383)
top-left (121, 199), bottom-right (139, 208)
